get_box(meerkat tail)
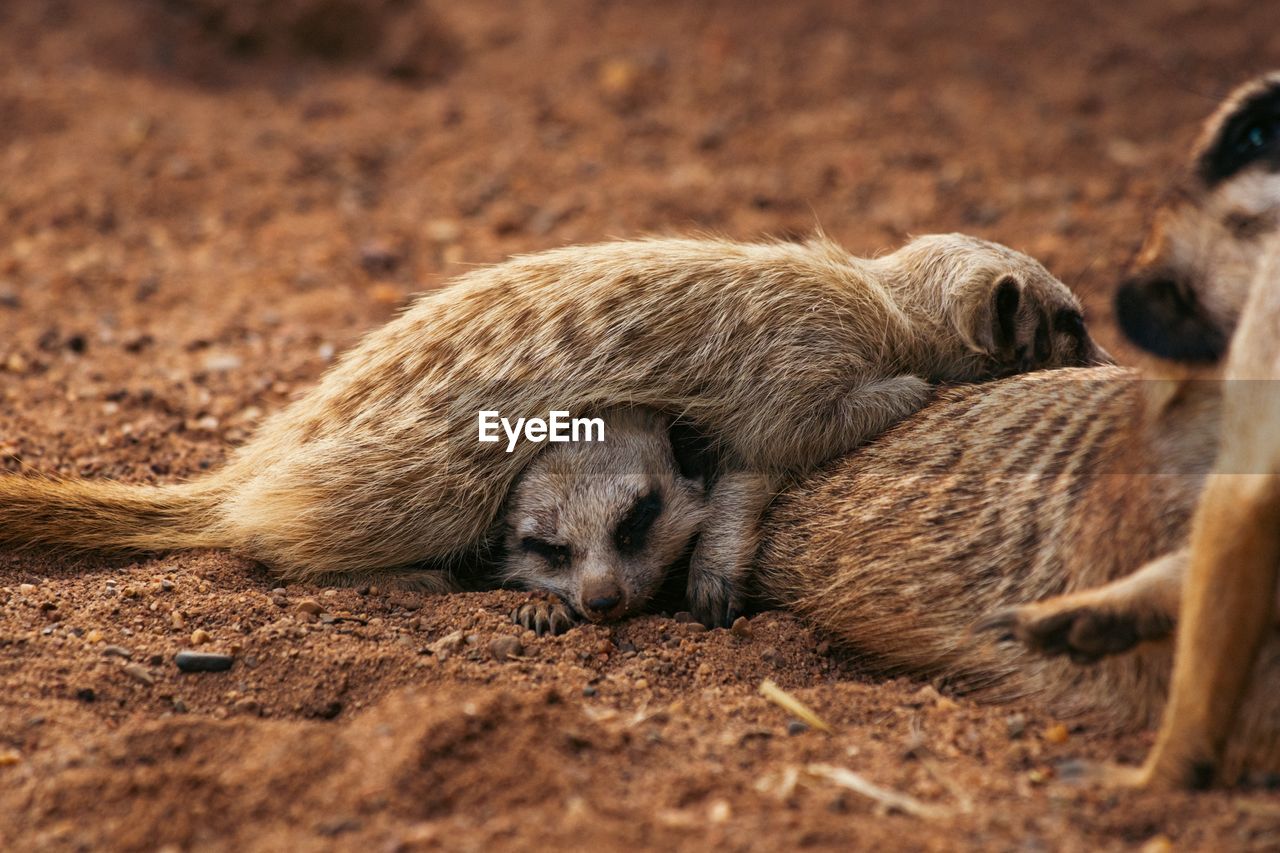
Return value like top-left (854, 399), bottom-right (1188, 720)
top-left (0, 474), bottom-right (224, 555)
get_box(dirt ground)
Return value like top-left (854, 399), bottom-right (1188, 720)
top-left (3, 0), bottom-right (1280, 850)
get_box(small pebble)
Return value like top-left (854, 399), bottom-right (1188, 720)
top-left (582, 685), bottom-right (598, 697)
top-left (633, 678), bottom-right (650, 691)
top-left (85, 629), bottom-right (103, 644)
top-left (101, 644), bottom-right (133, 660)
top-left (760, 647), bottom-right (781, 664)
top-left (359, 240), bottom-right (401, 274)
top-left (1140, 835), bottom-right (1174, 853)
top-left (0, 749), bottom-right (22, 766)
top-left (296, 599), bottom-right (323, 616)
top-left (489, 636), bottom-right (523, 661)
top-left (1005, 714), bottom-right (1027, 739)
top-left (170, 610), bottom-right (185, 629)
top-left (0, 283), bottom-right (20, 309)
top-left (190, 628), bottom-right (211, 646)
top-left (122, 663), bottom-right (155, 686)
top-left (174, 650), bottom-right (235, 673)
top-left (425, 218), bottom-right (461, 243)
top-left (787, 719), bottom-right (810, 736)
top-left (730, 616), bottom-right (753, 638)
top-left (673, 611), bottom-right (695, 623)
top-left (679, 622), bottom-right (707, 634)
top-left (1045, 724), bottom-right (1070, 744)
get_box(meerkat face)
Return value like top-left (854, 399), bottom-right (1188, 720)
top-left (501, 409), bottom-right (707, 622)
top-left (1116, 72), bottom-right (1280, 363)
top-left (907, 234), bottom-right (1112, 377)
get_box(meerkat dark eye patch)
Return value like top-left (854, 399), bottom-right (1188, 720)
top-left (1033, 315), bottom-right (1051, 364)
top-left (1200, 86), bottom-right (1280, 185)
top-left (1054, 308), bottom-right (1086, 339)
top-left (520, 537), bottom-right (572, 569)
top-left (614, 489), bottom-right (663, 556)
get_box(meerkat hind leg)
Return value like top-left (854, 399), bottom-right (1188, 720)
top-left (982, 549), bottom-right (1188, 663)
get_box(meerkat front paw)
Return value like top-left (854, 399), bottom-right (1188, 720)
top-left (686, 471), bottom-right (771, 628)
top-left (511, 594), bottom-right (579, 636)
top-left (982, 601), bottom-right (1169, 664)
top-left (979, 550), bottom-right (1184, 663)
top-left (687, 569), bottom-right (744, 629)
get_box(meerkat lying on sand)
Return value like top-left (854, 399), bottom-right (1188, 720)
top-left (0, 234), bottom-right (1104, 626)
top-left (502, 408), bottom-right (706, 633)
top-left (756, 72), bottom-right (1280, 787)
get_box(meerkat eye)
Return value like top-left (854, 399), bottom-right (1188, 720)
top-left (520, 537), bottom-right (571, 569)
top-left (1202, 90), bottom-right (1280, 183)
top-left (1055, 309), bottom-right (1085, 339)
top-left (614, 490), bottom-right (663, 557)
top-left (1236, 118), bottom-right (1278, 155)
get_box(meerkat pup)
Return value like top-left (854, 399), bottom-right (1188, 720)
top-left (0, 233), bottom-right (1105, 625)
top-left (501, 408), bottom-right (707, 634)
top-left (755, 72), bottom-right (1280, 787)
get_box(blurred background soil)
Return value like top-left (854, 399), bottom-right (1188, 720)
top-left (2, 0), bottom-right (1280, 849)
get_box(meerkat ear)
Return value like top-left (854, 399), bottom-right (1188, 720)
top-left (991, 276), bottom-right (1023, 354)
top-left (964, 275), bottom-right (1023, 357)
top-left (667, 419), bottom-right (719, 484)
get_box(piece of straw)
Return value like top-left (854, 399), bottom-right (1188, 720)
top-left (758, 678), bottom-right (833, 733)
top-left (806, 763), bottom-right (952, 820)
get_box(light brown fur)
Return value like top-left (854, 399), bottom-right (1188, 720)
top-left (756, 72), bottom-right (1280, 786)
top-left (0, 233), bottom-right (1102, 625)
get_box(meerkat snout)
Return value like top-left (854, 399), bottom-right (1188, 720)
top-left (1116, 72), bottom-right (1280, 363)
top-left (580, 577), bottom-right (624, 619)
top-left (501, 408), bottom-right (707, 627)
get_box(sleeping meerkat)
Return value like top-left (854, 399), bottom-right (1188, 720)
top-left (501, 408), bottom-right (707, 634)
top-left (0, 233), bottom-right (1104, 626)
top-left (756, 72), bottom-right (1280, 786)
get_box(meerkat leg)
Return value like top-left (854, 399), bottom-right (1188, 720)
top-left (687, 470), bottom-right (775, 628)
top-left (689, 377), bottom-right (932, 628)
top-left (1138, 474), bottom-right (1280, 789)
top-left (511, 592), bottom-right (578, 637)
top-left (982, 549), bottom-right (1187, 663)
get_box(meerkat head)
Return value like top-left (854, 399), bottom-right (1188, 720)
top-left (500, 408), bottom-right (707, 623)
top-left (899, 233), bottom-right (1112, 378)
top-left (1116, 71), bottom-right (1280, 364)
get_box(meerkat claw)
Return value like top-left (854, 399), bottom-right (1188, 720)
top-left (512, 596), bottom-right (579, 637)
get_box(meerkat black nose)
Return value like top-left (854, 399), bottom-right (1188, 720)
top-left (581, 579), bottom-right (624, 618)
top-left (587, 592), bottom-right (621, 613)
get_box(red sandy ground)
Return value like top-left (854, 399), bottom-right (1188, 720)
top-left (2, 1), bottom-right (1280, 849)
